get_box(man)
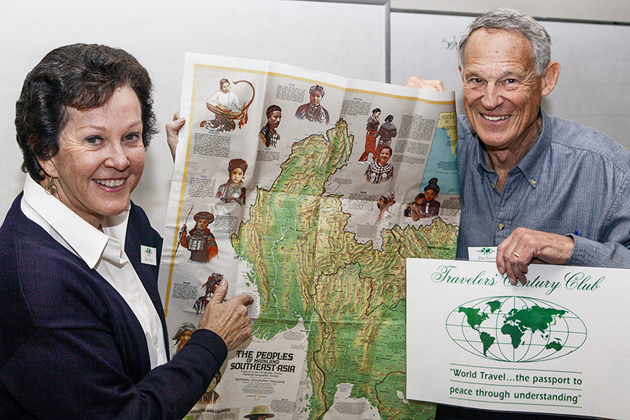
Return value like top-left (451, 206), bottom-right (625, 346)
top-left (180, 211), bottom-right (219, 262)
top-left (407, 8), bottom-right (630, 420)
top-left (374, 114), bottom-right (397, 158)
top-left (407, 8), bottom-right (630, 286)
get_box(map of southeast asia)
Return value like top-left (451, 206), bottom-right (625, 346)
top-left (159, 54), bottom-right (460, 420)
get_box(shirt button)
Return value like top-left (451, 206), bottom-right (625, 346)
top-left (498, 223), bottom-right (505, 230)
top-left (490, 183), bottom-right (496, 189)
top-left (531, 179), bottom-right (537, 185)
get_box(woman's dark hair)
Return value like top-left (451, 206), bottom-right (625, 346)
top-left (15, 43), bottom-right (158, 181)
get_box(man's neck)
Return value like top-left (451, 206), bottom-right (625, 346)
top-left (483, 116), bottom-right (542, 193)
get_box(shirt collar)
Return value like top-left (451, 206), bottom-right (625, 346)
top-left (22, 177), bottom-right (130, 269)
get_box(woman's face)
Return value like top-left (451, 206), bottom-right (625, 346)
top-left (377, 148), bottom-right (391, 165)
top-left (309, 90), bottom-right (323, 107)
top-left (39, 85), bottom-right (145, 228)
top-left (268, 111), bottom-right (282, 130)
top-left (230, 167), bottom-right (244, 183)
top-left (424, 189), bottom-right (437, 201)
top-left (221, 81), bottom-right (230, 93)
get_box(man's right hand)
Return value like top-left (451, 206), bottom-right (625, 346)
top-left (405, 76), bottom-right (446, 92)
top-left (198, 279), bottom-right (254, 350)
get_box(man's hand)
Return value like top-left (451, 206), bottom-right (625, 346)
top-left (198, 279), bottom-right (254, 350)
top-left (497, 228), bottom-right (575, 285)
top-left (165, 111), bottom-right (185, 161)
top-left (405, 76), bottom-right (446, 92)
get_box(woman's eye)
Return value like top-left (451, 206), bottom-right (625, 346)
top-left (85, 136), bottom-right (102, 145)
top-left (124, 133), bottom-right (141, 142)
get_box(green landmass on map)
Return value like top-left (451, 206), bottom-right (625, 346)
top-left (458, 303), bottom-right (568, 356)
top-left (232, 119), bottom-right (458, 419)
top-left (458, 307), bottom-right (489, 331)
top-left (502, 306), bottom-right (567, 349)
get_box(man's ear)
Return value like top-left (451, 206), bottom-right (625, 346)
top-left (541, 61), bottom-right (561, 97)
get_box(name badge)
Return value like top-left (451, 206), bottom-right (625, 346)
top-left (468, 246), bottom-right (497, 262)
top-left (141, 245), bottom-right (157, 265)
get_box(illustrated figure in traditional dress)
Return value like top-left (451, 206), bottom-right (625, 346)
top-left (179, 211), bottom-right (218, 263)
top-left (295, 84), bottom-right (329, 124)
top-left (216, 158), bottom-right (248, 206)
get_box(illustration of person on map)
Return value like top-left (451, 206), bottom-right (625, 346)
top-left (172, 322), bottom-right (197, 353)
top-left (244, 406), bottom-right (275, 419)
top-left (193, 273), bottom-right (225, 315)
top-left (295, 84), bottom-right (329, 124)
top-left (174, 324), bottom-right (222, 408)
top-left (358, 108), bottom-right (381, 162)
top-left (200, 78), bottom-right (242, 132)
top-left (374, 114), bottom-right (397, 157)
top-left (404, 178), bottom-right (441, 220)
top-left (216, 158), bottom-right (248, 205)
top-left (259, 105), bottom-right (282, 147)
top-left (376, 192), bottom-right (396, 224)
top-left (365, 146), bottom-right (394, 184)
top-left (179, 211), bottom-right (218, 263)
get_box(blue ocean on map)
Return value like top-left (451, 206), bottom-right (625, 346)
top-left (420, 127), bottom-right (459, 195)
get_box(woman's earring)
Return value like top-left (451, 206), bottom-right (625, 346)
top-left (45, 177), bottom-right (57, 196)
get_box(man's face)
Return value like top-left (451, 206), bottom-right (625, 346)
top-left (197, 218), bottom-right (209, 230)
top-left (460, 28), bottom-right (551, 152)
top-left (268, 111), bottom-right (281, 130)
top-left (309, 90), bottom-right (322, 106)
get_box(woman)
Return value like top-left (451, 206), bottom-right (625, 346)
top-left (0, 44), bottom-right (253, 419)
top-left (294, 84), bottom-right (330, 124)
top-left (259, 105), bottom-right (282, 147)
top-left (216, 158), bottom-right (248, 205)
top-left (404, 178), bottom-right (441, 220)
top-left (365, 146), bottom-right (394, 184)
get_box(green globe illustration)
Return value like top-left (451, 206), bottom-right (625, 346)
top-left (446, 296), bottom-right (587, 362)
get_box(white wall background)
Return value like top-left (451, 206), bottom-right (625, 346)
top-left (0, 0), bottom-right (387, 231)
top-left (1, 0), bottom-right (628, 232)
top-left (390, 12), bottom-right (630, 151)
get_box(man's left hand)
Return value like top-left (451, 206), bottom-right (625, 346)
top-left (497, 228), bottom-right (575, 285)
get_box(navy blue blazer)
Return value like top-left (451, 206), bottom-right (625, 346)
top-left (0, 194), bottom-right (227, 419)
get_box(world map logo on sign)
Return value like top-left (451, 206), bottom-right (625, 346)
top-left (446, 296), bottom-right (587, 362)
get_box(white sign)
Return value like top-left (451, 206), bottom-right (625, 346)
top-left (406, 259), bottom-right (630, 420)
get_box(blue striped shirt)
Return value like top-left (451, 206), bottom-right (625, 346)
top-left (456, 108), bottom-right (630, 268)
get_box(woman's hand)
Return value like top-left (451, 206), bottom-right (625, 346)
top-left (165, 111), bottom-right (185, 161)
top-left (198, 279), bottom-right (254, 351)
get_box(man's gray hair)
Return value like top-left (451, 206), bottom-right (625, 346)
top-left (457, 8), bottom-right (552, 76)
